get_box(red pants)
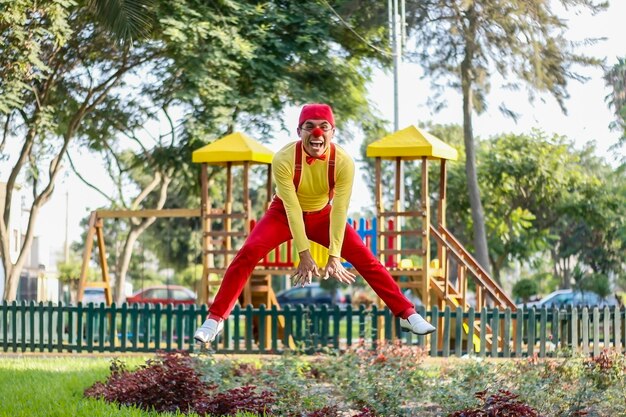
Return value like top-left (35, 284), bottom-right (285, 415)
top-left (209, 197), bottom-right (414, 319)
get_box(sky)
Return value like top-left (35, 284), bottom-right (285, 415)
top-left (5, 1), bottom-right (626, 265)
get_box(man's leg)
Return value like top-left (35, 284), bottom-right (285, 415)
top-left (209, 205), bottom-right (292, 319)
top-left (195, 201), bottom-right (292, 343)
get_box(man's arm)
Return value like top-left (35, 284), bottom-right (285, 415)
top-left (328, 152), bottom-right (355, 257)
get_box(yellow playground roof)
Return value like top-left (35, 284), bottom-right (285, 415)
top-left (366, 125), bottom-right (458, 161)
top-left (192, 132), bottom-right (274, 165)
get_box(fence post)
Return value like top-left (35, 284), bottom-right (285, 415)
top-left (539, 308), bottom-right (547, 357)
top-left (332, 305), bottom-right (341, 350)
top-left (282, 305), bottom-right (291, 351)
top-left (130, 303), bottom-right (139, 351)
top-left (233, 305), bottom-right (241, 353)
top-left (491, 308), bottom-right (500, 358)
top-left (454, 307), bottom-right (463, 357)
top-left (430, 306), bottom-right (439, 357)
top-left (271, 305), bottom-right (279, 353)
top-left (120, 303), bottom-right (128, 352)
top-left (165, 304), bottom-right (173, 351)
top-left (603, 306), bottom-right (610, 349)
top-left (108, 303), bottom-right (116, 353)
top-left (442, 306), bottom-right (451, 357)
top-left (467, 307), bottom-right (475, 357)
top-left (527, 308), bottom-right (536, 357)
top-left (295, 305), bottom-right (303, 345)
top-left (345, 304), bottom-right (353, 348)
top-left (371, 305), bottom-right (379, 349)
top-left (320, 304), bottom-right (329, 348)
top-left (258, 304), bottom-right (267, 353)
top-left (503, 308), bottom-right (511, 358)
top-left (28, 301), bottom-right (34, 352)
top-left (479, 307), bottom-right (487, 357)
top-left (515, 307), bottom-right (523, 358)
top-left (1, 300), bottom-right (7, 352)
top-left (581, 307), bottom-right (589, 356)
top-left (614, 307), bottom-right (621, 353)
top-left (308, 304), bottom-right (318, 352)
top-left (592, 307), bottom-right (600, 357)
top-left (29, 301), bottom-right (36, 352)
top-left (67, 304), bottom-right (74, 352)
top-left (245, 305), bottom-right (253, 352)
top-left (571, 307), bottom-right (578, 355)
top-left (358, 304), bottom-right (366, 341)
top-left (417, 305), bottom-right (427, 347)
top-left (76, 303), bottom-right (84, 353)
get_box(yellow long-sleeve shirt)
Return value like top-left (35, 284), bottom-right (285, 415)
top-left (272, 141), bottom-right (355, 257)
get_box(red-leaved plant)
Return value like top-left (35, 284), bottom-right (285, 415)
top-left (84, 351), bottom-right (213, 413)
top-left (195, 385), bottom-right (275, 416)
top-left (353, 407), bottom-right (382, 417)
top-left (447, 389), bottom-right (543, 417)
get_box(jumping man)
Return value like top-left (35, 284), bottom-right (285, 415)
top-left (194, 103), bottom-right (435, 344)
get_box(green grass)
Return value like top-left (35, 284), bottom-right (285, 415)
top-left (0, 356), bottom-right (264, 417)
top-left (0, 356), bottom-right (201, 417)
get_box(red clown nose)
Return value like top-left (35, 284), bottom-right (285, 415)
top-left (311, 127), bottom-right (325, 137)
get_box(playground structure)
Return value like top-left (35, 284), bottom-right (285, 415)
top-left (78, 126), bottom-right (516, 349)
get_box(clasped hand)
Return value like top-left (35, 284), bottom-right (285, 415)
top-left (292, 251), bottom-right (356, 287)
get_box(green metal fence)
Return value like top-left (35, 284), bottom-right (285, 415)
top-left (1, 301), bottom-right (624, 357)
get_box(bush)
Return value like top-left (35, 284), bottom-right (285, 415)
top-left (447, 389), bottom-right (543, 417)
top-left (195, 385), bottom-right (275, 416)
top-left (84, 351), bottom-right (212, 413)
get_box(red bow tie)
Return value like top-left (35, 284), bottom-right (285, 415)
top-left (306, 154), bottom-right (326, 165)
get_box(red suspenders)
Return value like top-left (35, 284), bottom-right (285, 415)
top-left (293, 140), bottom-right (336, 201)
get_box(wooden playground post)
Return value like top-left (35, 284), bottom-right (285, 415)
top-left (225, 162), bottom-right (233, 265)
top-left (394, 157), bottom-right (402, 267)
top-left (438, 160), bottom-right (448, 286)
top-left (243, 161), bottom-right (251, 232)
top-left (78, 212), bottom-right (96, 303)
top-left (375, 157), bottom-right (384, 265)
top-left (200, 163), bottom-right (211, 305)
top-left (421, 156), bottom-right (430, 308)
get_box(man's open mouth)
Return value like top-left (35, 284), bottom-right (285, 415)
top-left (309, 140), bottom-right (324, 150)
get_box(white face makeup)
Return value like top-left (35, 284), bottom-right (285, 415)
top-left (298, 119), bottom-right (334, 158)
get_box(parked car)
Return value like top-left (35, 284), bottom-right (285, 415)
top-left (518, 289), bottom-right (619, 309)
top-left (126, 285), bottom-right (197, 306)
top-left (276, 283), bottom-right (351, 309)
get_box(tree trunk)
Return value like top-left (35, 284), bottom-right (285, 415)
top-left (113, 173), bottom-right (172, 303)
top-left (461, 57), bottom-right (492, 275)
top-left (115, 226), bottom-right (142, 303)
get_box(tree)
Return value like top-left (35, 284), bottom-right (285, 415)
top-left (512, 278), bottom-right (538, 303)
top-left (550, 152), bottom-right (626, 287)
top-left (404, 0), bottom-right (607, 273)
top-left (86, 0), bottom-right (155, 43)
top-left (1, 2), bottom-right (155, 300)
top-left (72, 0), bottom-right (395, 302)
top-left (604, 57), bottom-right (626, 160)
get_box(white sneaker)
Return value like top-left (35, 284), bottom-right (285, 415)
top-left (399, 313), bottom-right (436, 335)
top-left (194, 318), bottom-right (224, 344)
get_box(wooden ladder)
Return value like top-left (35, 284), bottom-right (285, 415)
top-left (429, 225), bottom-right (517, 351)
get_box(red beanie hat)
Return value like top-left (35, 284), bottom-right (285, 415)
top-left (298, 103), bottom-right (335, 127)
